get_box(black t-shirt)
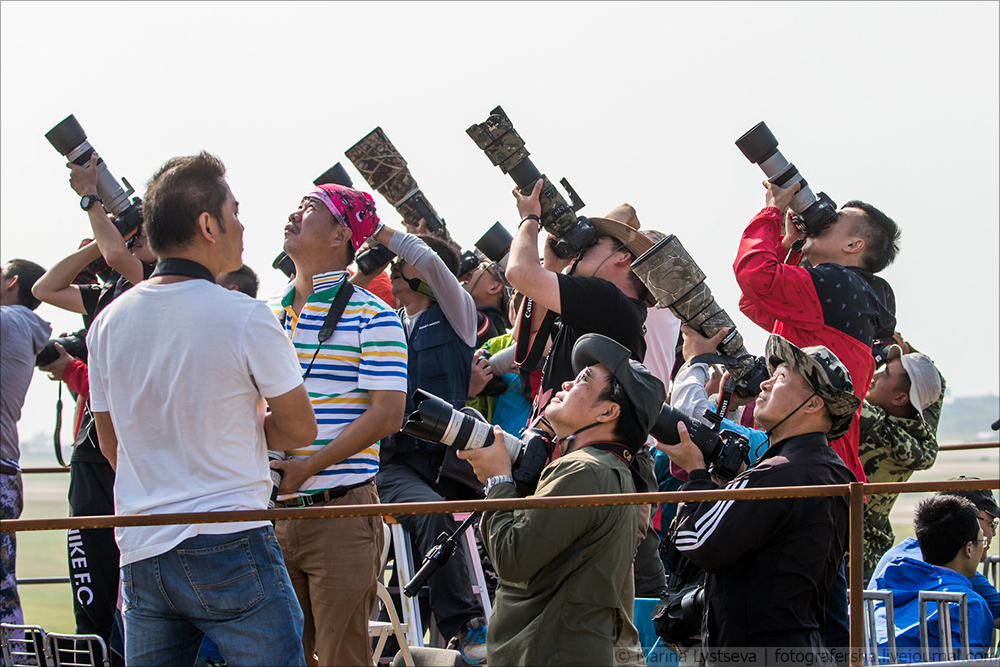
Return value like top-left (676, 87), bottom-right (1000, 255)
top-left (73, 261), bottom-right (155, 462)
top-left (532, 273), bottom-right (647, 418)
top-left (79, 262), bottom-right (155, 327)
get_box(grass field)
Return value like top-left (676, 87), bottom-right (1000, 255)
top-left (11, 447), bottom-right (1000, 634)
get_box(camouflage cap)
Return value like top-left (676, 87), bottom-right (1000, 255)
top-left (765, 334), bottom-right (861, 440)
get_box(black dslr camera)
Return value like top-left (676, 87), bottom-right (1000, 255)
top-left (467, 106), bottom-right (594, 259)
top-left (35, 330), bottom-right (88, 368)
top-left (650, 403), bottom-right (750, 481)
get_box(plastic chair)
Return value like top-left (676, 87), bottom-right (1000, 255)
top-left (918, 590), bottom-right (969, 662)
top-left (861, 590), bottom-right (896, 666)
top-left (371, 522), bottom-right (415, 666)
top-left (1, 623), bottom-right (48, 667)
top-left (633, 597), bottom-right (661, 661)
top-left (44, 633), bottom-right (108, 667)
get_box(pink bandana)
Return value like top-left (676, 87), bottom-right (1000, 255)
top-left (305, 183), bottom-right (380, 252)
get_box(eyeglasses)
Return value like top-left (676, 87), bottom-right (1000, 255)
top-left (573, 367), bottom-right (620, 403)
top-left (979, 516), bottom-right (999, 532)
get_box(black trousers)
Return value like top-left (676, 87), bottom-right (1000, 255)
top-left (67, 458), bottom-right (120, 652)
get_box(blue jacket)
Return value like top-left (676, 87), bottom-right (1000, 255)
top-left (870, 537), bottom-right (999, 620)
top-left (870, 543), bottom-right (993, 662)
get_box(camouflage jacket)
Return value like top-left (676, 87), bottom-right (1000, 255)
top-left (858, 372), bottom-right (946, 580)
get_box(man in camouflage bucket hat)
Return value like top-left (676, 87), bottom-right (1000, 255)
top-left (763, 334), bottom-right (862, 440)
top-left (663, 334), bottom-right (857, 665)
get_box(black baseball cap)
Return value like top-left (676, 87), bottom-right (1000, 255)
top-left (940, 477), bottom-right (1000, 518)
top-left (571, 334), bottom-right (666, 437)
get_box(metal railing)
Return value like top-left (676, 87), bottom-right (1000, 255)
top-left (6, 454), bottom-right (998, 667)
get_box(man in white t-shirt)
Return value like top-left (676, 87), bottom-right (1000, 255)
top-left (87, 152), bottom-right (317, 666)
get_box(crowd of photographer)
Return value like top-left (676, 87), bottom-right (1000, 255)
top-left (1, 110), bottom-right (995, 667)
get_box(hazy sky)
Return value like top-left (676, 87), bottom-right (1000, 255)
top-left (3, 2), bottom-right (998, 447)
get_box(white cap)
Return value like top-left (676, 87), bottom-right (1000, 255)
top-left (890, 347), bottom-right (942, 421)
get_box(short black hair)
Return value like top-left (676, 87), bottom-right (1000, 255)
top-left (218, 264), bottom-right (259, 298)
top-left (914, 495), bottom-right (979, 566)
top-left (843, 200), bottom-right (900, 274)
top-left (4, 259), bottom-right (46, 310)
top-left (144, 152), bottom-right (230, 255)
top-left (597, 380), bottom-right (647, 450)
top-left (418, 234), bottom-right (460, 276)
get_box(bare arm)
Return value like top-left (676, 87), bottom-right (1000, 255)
top-left (32, 242), bottom-right (102, 314)
top-left (68, 156), bottom-right (145, 285)
top-left (94, 411), bottom-right (117, 470)
top-left (271, 389), bottom-right (405, 494)
top-left (263, 384), bottom-right (318, 452)
top-left (504, 179), bottom-right (563, 314)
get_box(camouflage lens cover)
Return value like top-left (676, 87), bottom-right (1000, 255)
top-left (631, 235), bottom-right (758, 381)
top-left (345, 126), bottom-right (444, 231)
top-left (466, 105), bottom-right (531, 174)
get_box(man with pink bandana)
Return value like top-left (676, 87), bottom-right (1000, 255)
top-left (267, 183), bottom-right (408, 666)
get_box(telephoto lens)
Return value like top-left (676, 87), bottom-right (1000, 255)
top-left (313, 162), bottom-right (353, 188)
top-left (631, 235), bottom-right (770, 398)
top-left (401, 390), bottom-right (524, 463)
top-left (45, 114), bottom-right (143, 237)
top-left (735, 121), bottom-right (838, 236)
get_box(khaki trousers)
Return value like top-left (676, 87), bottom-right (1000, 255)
top-left (275, 481), bottom-right (384, 667)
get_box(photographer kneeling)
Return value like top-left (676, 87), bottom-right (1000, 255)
top-left (662, 335), bottom-right (858, 666)
top-left (459, 334), bottom-right (665, 667)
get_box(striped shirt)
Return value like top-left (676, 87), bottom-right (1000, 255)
top-left (267, 271), bottom-right (407, 494)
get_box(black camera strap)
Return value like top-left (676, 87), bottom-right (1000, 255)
top-left (150, 258), bottom-right (216, 283)
top-left (513, 298), bottom-right (558, 404)
top-left (301, 282), bottom-right (354, 381)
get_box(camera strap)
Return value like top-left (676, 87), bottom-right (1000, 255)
top-left (301, 281), bottom-right (354, 382)
top-left (585, 441), bottom-right (648, 493)
top-left (150, 258), bottom-right (216, 283)
top-left (513, 298), bottom-right (557, 370)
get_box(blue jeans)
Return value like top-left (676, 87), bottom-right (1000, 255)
top-left (122, 526), bottom-right (305, 667)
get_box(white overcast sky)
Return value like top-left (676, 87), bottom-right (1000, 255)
top-left (3, 1), bottom-right (998, 446)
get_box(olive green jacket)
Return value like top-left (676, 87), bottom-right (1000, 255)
top-left (482, 446), bottom-right (641, 666)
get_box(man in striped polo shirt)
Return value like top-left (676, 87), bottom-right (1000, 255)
top-left (269, 183), bottom-right (408, 667)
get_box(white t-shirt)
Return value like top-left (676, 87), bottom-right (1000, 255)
top-left (643, 305), bottom-right (682, 448)
top-left (87, 279), bottom-right (304, 565)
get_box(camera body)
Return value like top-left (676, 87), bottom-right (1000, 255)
top-left (736, 121), bottom-right (839, 237)
top-left (631, 234), bottom-right (770, 399)
top-left (401, 389), bottom-right (552, 495)
top-left (36, 330), bottom-right (88, 368)
top-left (467, 106), bottom-right (594, 259)
top-left (650, 403), bottom-right (750, 481)
top-left (45, 115), bottom-right (143, 239)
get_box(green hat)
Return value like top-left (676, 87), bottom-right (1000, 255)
top-left (764, 334), bottom-right (861, 440)
top-left (571, 334), bottom-right (666, 438)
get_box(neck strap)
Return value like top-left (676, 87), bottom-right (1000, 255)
top-left (150, 258), bottom-right (216, 283)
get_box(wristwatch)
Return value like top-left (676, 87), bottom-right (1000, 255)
top-left (484, 474), bottom-right (514, 495)
top-left (80, 194), bottom-right (102, 211)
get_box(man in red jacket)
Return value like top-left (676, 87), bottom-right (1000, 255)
top-left (733, 180), bottom-right (898, 659)
top-left (734, 181), bottom-right (898, 484)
